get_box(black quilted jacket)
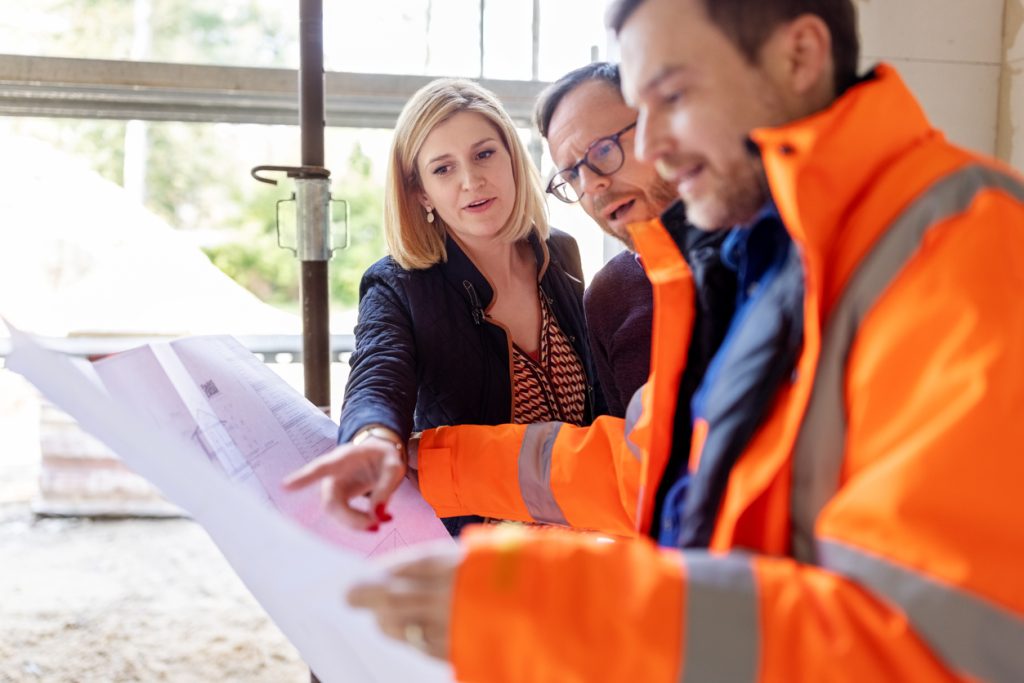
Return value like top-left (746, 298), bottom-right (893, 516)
top-left (338, 227), bottom-right (604, 449)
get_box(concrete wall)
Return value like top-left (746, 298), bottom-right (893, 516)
top-left (998, 0), bottom-right (1024, 170)
top-left (856, 0), bottom-right (1022, 171)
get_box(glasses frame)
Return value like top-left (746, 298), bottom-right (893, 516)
top-left (546, 121), bottom-right (638, 204)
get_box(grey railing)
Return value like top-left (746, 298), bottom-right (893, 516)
top-left (0, 334), bottom-right (355, 364)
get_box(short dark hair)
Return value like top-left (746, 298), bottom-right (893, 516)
top-left (606, 0), bottom-right (860, 94)
top-left (534, 62), bottom-right (622, 139)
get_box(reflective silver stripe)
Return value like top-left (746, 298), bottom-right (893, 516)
top-left (791, 164), bottom-right (1024, 563)
top-left (819, 540), bottom-right (1024, 683)
top-left (517, 421), bottom-right (568, 525)
top-left (623, 385), bottom-right (645, 461)
top-left (680, 552), bottom-right (760, 683)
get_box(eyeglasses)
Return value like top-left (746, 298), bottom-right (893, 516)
top-left (546, 121), bottom-right (637, 204)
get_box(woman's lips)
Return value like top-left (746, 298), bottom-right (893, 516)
top-left (463, 197), bottom-right (496, 213)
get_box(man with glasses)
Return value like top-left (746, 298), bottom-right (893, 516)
top-left (538, 62), bottom-right (735, 417)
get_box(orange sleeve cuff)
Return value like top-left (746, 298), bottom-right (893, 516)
top-left (414, 424), bottom-right (535, 522)
top-left (417, 428), bottom-right (463, 518)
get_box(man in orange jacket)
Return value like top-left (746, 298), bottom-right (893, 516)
top-left (288, 0), bottom-right (1024, 680)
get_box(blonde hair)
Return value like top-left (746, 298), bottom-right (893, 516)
top-left (383, 78), bottom-right (549, 270)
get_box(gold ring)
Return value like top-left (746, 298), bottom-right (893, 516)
top-left (404, 621), bottom-right (427, 650)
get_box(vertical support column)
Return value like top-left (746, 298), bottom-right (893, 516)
top-left (528, 0), bottom-right (544, 170)
top-left (299, 3), bottom-right (329, 680)
top-left (997, 0), bottom-right (1024, 170)
top-left (298, 0), bottom-right (331, 416)
top-left (531, 0), bottom-right (540, 81)
top-left (479, 0), bottom-right (487, 77)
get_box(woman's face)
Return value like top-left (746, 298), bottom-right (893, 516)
top-left (415, 111), bottom-right (517, 243)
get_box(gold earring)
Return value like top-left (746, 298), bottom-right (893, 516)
top-left (426, 208), bottom-right (435, 223)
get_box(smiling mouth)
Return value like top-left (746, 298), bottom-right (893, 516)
top-left (677, 163), bottom-right (704, 184)
top-left (657, 158), bottom-right (704, 188)
top-left (608, 198), bottom-right (636, 222)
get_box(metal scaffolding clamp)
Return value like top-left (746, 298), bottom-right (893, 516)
top-left (250, 164), bottom-right (348, 261)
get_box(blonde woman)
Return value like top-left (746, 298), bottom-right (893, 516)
top-left (301, 79), bottom-right (602, 536)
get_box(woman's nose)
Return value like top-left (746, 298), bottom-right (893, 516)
top-left (461, 168), bottom-right (484, 190)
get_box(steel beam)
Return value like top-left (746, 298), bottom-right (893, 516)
top-left (0, 53), bottom-right (548, 127)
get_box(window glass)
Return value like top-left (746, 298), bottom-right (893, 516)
top-left (0, 116), bottom-right (391, 327)
top-left (536, 0), bottom-right (615, 81)
top-left (324, 0), bottom-right (481, 77)
top-left (2, 1), bottom-right (616, 80)
top-left (0, 0), bottom-right (298, 66)
top-left (481, 2), bottom-right (533, 80)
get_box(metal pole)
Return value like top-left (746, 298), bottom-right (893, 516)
top-left (479, 0), bottom-right (486, 77)
top-left (531, 0), bottom-right (540, 81)
top-left (298, 0), bottom-right (331, 415)
top-left (298, 6), bottom-right (330, 682)
top-left (527, 0), bottom-right (543, 169)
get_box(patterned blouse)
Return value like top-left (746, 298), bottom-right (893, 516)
top-left (510, 290), bottom-right (587, 426)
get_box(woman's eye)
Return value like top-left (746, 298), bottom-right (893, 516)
top-left (432, 164), bottom-right (451, 176)
top-left (477, 149), bottom-right (494, 161)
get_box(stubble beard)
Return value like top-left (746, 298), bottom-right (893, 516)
top-left (649, 178), bottom-right (680, 218)
top-left (683, 160), bottom-right (768, 231)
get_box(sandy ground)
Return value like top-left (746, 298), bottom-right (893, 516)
top-left (0, 507), bottom-right (310, 683)
top-left (0, 369), bottom-right (310, 683)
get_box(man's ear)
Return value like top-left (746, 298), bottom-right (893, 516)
top-left (763, 14), bottom-right (834, 100)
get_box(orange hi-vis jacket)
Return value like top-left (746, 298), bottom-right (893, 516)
top-left (415, 64), bottom-right (1024, 682)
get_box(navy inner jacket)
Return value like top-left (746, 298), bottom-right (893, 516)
top-left (657, 204), bottom-right (805, 548)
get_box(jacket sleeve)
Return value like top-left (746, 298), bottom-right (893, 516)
top-left (417, 413), bottom-right (642, 537)
top-left (449, 529), bottom-right (963, 683)
top-left (337, 262), bottom-right (418, 444)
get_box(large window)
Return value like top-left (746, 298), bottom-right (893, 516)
top-left (0, 0), bottom-right (620, 333)
top-left (0, 1), bottom-right (297, 66)
top-left (1, 1), bottom-right (614, 74)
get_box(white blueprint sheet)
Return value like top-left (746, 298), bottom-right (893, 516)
top-left (5, 326), bottom-right (454, 683)
top-left (92, 335), bottom-right (452, 556)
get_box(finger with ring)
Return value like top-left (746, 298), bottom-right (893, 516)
top-left (404, 621), bottom-right (428, 650)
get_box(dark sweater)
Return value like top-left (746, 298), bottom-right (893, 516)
top-left (583, 250), bottom-right (653, 418)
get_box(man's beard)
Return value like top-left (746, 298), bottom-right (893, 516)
top-left (680, 160), bottom-right (767, 231)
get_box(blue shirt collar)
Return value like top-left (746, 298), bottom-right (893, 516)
top-left (719, 202), bottom-right (790, 306)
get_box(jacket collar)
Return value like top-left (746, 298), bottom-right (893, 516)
top-left (440, 229), bottom-right (549, 311)
top-left (656, 199), bottom-right (735, 274)
top-left (750, 64), bottom-right (934, 266)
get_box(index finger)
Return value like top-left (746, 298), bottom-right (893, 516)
top-left (366, 448), bottom-right (406, 511)
top-left (282, 444), bottom-right (350, 490)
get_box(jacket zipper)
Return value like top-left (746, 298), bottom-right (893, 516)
top-left (464, 279), bottom-right (515, 421)
top-left (462, 280), bottom-right (485, 326)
